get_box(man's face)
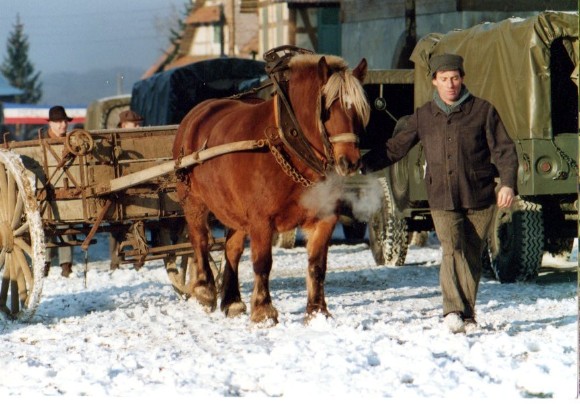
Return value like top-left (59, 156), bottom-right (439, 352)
top-left (121, 121), bottom-right (141, 129)
top-left (432, 70), bottom-right (463, 105)
top-left (48, 120), bottom-right (68, 137)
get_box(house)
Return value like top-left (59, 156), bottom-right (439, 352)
top-left (144, 0), bottom-right (344, 78)
top-left (144, 0), bottom-right (577, 75)
top-left (257, 0), bottom-right (341, 56)
top-left (143, 0), bottom-right (260, 78)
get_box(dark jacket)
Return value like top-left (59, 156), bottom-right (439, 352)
top-left (363, 95), bottom-right (519, 210)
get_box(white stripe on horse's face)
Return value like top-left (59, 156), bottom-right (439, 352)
top-left (343, 94), bottom-right (354, 111)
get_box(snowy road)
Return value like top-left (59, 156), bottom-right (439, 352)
top-left (0, 234), bottom-right (577, 398)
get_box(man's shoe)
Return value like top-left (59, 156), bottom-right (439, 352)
top-left (444, 312), bottom-right (465, 334)
top-left (60, 263), bottom-right (73, 277)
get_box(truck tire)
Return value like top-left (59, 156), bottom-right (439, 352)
top-left (489, 197), bottom-right (544, 283)
top-left (368, 178), bottom-right (408, 266)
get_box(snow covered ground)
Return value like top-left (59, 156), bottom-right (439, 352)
top-left (0, 232), bottom-right (577, 399)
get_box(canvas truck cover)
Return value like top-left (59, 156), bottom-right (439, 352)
top-left (131, 58), bottom-right (267, 126)
top-left (364, 69), bottom-right (414, 85)
top-left (410, 11), bottom-right (578, 141)
top-left (85, 94), bottom-right (131, 130)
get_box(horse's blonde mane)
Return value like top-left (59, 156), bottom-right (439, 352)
top-left (324, 71), bottom-right (370, 127)
top-left (289, 54), bottom-right (370, 127)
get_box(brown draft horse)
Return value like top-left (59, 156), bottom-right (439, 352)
top-left (173, 47), bottom-right (370, 324)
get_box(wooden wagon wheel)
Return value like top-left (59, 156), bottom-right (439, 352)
top-left (0, 149), bottom-right (45, 321)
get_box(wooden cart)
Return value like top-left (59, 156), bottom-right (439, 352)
top-left (0, 125), bottom-right (266, 321)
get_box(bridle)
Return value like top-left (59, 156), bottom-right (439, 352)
top-left (263, 46), bottom-right (359, 180)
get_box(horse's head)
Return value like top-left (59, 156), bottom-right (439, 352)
top-left (319, 57), bottom-right (370, 176)
top-left (287, 54), bottom-right (370, 177)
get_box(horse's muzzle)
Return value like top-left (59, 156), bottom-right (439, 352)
top-left (335, 155), bottom-right (361, 176)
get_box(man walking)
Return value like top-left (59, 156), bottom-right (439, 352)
top-left (362, 54), bottom-right (519, 333)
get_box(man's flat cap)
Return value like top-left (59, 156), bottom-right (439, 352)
top-left (429, 54), bottom-right (464, 76)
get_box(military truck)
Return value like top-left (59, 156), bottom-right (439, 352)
top-left (369, 11), bottom-right (578, 283)
top-left (85, 94), bottom-right (131, 130)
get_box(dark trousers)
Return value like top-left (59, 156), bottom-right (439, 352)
top-left (431, 205), bottom-right (495, 318)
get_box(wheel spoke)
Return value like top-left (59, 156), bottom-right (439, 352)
top-left (7, 170), bottom-right (16, 221)
top-left (0, 250), bottom-right (8, 308)
top-left (13, 222), bottom-right (29, 237)
top-left (14, 237), bottom-right (32, 257)
top-left (0, 162), bottom-right (7, 222)
top-left (14, 244), bottom-right (33, 285)
top-left (9, 254), bottom-right (19, 314)
top-left (0, 248), bottom-right (6, 269)
top-left (11, 192), bottom-right (24, 230)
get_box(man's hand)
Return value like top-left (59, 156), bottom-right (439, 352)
top-left (497, 186), bottom-right (515, 209)
top-left (360, 148), bottom-right (389, 175)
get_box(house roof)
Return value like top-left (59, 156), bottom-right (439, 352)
top-left (185, 5), bottom-right (222, 25)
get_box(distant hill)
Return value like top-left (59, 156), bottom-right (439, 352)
top-left (40, 66), bottom-right (146, 106)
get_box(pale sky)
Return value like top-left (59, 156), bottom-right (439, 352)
top-left (0, 0), bottom-right (187, 75)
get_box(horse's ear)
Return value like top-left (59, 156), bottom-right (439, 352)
top-left (352, 58), bottom-right (368, 83)
top-left (318, 56), bottom-right (330, 84)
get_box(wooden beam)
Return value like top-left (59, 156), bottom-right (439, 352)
top-left (94, 140), bottom-right (266, 196)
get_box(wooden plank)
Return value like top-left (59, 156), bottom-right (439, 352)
top-left (97, 140), bottom-right (266, 195)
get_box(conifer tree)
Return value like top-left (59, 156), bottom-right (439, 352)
top-left (1, 14), bottom-right (42, 103)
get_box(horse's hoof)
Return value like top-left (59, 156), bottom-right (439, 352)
top-left (223, 301), bottom-right (247, 318)
top-left (304, 309), bottom-right (332, 324)
top-left (251, 305), bottom-right (279, 324)
top-left (193, 285), bottom-right (217, 312)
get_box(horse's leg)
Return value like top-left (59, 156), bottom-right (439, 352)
top-left (248, 228), bottom-right (278, 324)
top-left (180, 187), bottom-right (217, 311)
top-left (220, 228), bottom-right (247, 317)
top-left (303, 217), bottom-right (337, 322)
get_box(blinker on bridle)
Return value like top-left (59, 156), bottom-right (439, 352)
top-left (264, 45), bottom-right (360, 177)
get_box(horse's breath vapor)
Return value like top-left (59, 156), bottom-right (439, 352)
top-left (341, 177), bottom-right (382, 222)
top-left (300, 173), bottom-right (382, 222)
top-left (300, 173), bottom-right (344, 219)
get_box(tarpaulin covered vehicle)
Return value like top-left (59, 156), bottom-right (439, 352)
top-left (130, 58), bottom-right (267, 126)
top-left (378, 11), bottom-right (578, 282)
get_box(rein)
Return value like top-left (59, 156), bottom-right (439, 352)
top-left (263, 46), bottom-right (359, 181)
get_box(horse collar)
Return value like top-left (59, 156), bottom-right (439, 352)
top-left (271, 78), bottom-right (331, 176)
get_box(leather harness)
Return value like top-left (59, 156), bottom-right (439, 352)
top-left (263, 46), bottom-right (359, 179)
